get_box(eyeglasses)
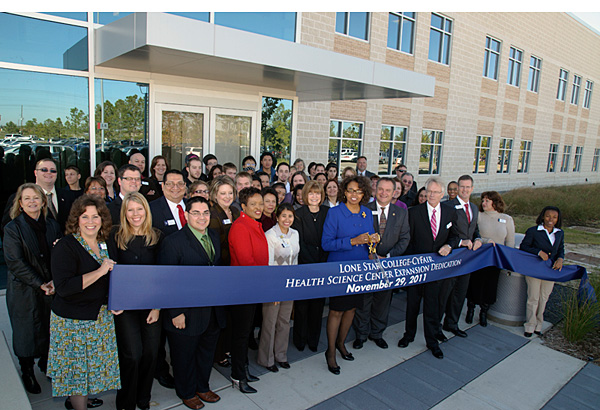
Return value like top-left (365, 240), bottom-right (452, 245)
top-left (194, 189), bottom-right (210, 195)
top-left (121, 177), bottom-right (141, 183)
top-left (88, 186), bottom-right (105, 191)
top-left (164, 181), bottom-right (186, 188)
top-left (426, 190), bottom-right (443, 195)
top-left (36, 168), bottom-right (57, 174)
top-left (346, 189), bottom-right (364, 195)
top-left (188, 210), bottom-right (211, 218)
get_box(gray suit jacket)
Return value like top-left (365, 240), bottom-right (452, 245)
top-left (367, 201), bottom-right (410, 257)
top-left (446, 197), bottom-right (480, 242)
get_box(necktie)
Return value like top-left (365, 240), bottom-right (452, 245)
top-left (431, 208), bottom-right (437, 240)
top-left (465, 203), bottom-right (471, 224)
top-left (379, 207), bottom-right (387, 236)
top-left (47, 193), bottom-right (58, 220)
top-left (200, 233), bottom-right (214, 262)
top-left (177, 204), bottom-right (187, 227)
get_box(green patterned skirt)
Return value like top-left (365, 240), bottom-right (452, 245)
top-left (48, 305), bottom-right (121, 397)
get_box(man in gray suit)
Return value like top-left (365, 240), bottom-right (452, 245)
top-left (353, 177), bottom-right (410, 349)
top-left (439, 175), bottom-right (482, 338)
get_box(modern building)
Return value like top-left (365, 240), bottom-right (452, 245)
top-left (0, 12), bottom-right (599, 196)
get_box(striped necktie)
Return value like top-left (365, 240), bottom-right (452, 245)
top-left (431, 208), bottom-right (437, 240)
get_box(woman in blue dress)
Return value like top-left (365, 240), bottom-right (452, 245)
top-left (322, 176), bottom-right (379, 375)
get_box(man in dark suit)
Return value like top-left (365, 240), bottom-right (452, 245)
top-left (398, 176), bottom-right (459, 359)
top-left (353, 177), bottom-right (410, 350)
top-left (107, 164), bottom-right (142, 225)
top-left (439, 175), bottom-right (483, 338)
top-left (129, 151), bottom-right (161, 202)
top-left (398, 172), bottom-right (417, 206)
top-left (355, 156), bottom-right (375, 178)
top-left (150, 170), bottom-right (187, 238)
top-left (2, 158), bottom-right (75, 235)
top-left (158, 196), bottom-right (226, 409)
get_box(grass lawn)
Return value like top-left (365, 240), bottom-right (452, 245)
top-left (512, 214), bottom-right (600, 244)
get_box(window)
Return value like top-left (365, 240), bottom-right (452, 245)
top-left (528, 56), bottom-right (542, 92)
top-left (473, 136), bottom-right (491, 173)
top-left (214, 12), bottom-right (297, 42)
top-left (507, 47), bottom-right (522, 87)
top-left (571, 75), bottom-right (581, 105)
top-left (592, 148), bottom-right (600, 172)
top-left (419, 130), bottom-right (443, 174)
top-left (560, 145), bottom-right (572, 172)
top-left (557, 69), bottom-right (568, 101)
top-left (547, 144), bottom-right (559, 172)
top-left (428, 13), bottom-right (452, 65)
top-left (379, 125), bottom-right (407, 175)
top-left (497, 138), bottom-right (513, 173)
top-left (483, 36), bottom-right (501, 80)
top-left (329, 120), bottom-right (364, 170)
top-left (517, 140), bottom-right (532, 173)
top-left (336, 12), bottom-right (370, 41)
top-left (584, 80), bottom-right (593, 109)
top-left (573, 146), bottom-right (583, 172)
top-left (387, 12), bottom-right (415, 54)
top-left (261, 97), bottom-right (293, 164)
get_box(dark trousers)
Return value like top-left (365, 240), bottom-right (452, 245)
top-left (167, 312), bottom-right (220, 400)
top-left (467, 266), bottom-right (500, 305)
top-left (154, 313), bottom-right (171, 379)
top-left (114, 310), bottom-right (161, 410)
top-left (293, 298), bottom-right (325, 350)
top-left (404, 281), bottom-right (442, 348)
top-left (440, 273), bottom-right (471, 330)
top-left (229, 303), bottom-right (256, 381)
top-left (353, 290), bottom-right (392, 340)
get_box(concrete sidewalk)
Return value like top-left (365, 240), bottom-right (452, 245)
top-left (1, 290), bottom-right (598, 410)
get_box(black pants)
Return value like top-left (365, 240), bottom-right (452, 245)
top-left (353, 290), bottom-right (392, 340)
top-left (440, 273), bottom-right (471, 330)
top-left (404, 281), bottom-right (442, 348)
top-left (467, 266), bottom-right (500, 305)
top-left (167, 312), bottom-right (220, 400)
top-left (293, 298), bottom-right (325, 350)
top-left (114, 310), bottom-right (161, 410)
top-left (229, 303), bottom-right (256, 381)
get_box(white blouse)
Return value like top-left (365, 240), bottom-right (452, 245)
top-left (265, 224), bottom-right (300, 266)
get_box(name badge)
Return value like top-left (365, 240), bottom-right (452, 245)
top-left (166, 219), bottom-right (176, 226)
top-left (372, 210), bottom-right (378, 215)
top-left (223, 219), bottom-right (231, 225)
top-left (498, 218), bottom-right (507, 223)
top-left (100, 243), bottom-right (107, 250)
top-left (455, 205), bottom-right (463, 209)
top-left (142, 181), bottom-right (149, 185)
top-left (446, 222), bottom-right (453, 229)
top-left (281, 242), bottom-right (290, 248)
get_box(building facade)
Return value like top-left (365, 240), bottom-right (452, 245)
top-left (0, 12), bottom-right (598, 195)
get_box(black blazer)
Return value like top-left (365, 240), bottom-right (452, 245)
top-left (366, 202), bottom-right (410, 257)
top-left (520, 226), bottom-right (565, 263)
top-left (107, 195), bottom-right (123, 226)
top-left (158, 225), bottom-right (226, 336)
top-left (445, 197), bottom-right (480, 242)
top-left (406, 202), bottom-right (460, 255)
top-left (150, 196), bottom-right (182, 237)
top-left (209, 203), bottom-right (240, 266)
top-left (292, 205), bottom-right (329, 265)
top-left (139, 176), bottom-right (162, 203)
top-left (106, 227), bottom-right (163, 265)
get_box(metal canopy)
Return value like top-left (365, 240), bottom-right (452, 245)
top-left (95, 13), bottom-right (435, 102)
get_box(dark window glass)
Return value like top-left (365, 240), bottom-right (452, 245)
top-left (0, 13), bottom-right (88, 70)
top-left (261, 97), bottom-right (293, 164)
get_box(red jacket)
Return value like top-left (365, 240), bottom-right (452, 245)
top-left (229, 212), bottom-right (269, 266)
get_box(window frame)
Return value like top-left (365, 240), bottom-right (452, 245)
top-left (560, 145), bottom-right (572, 173)
top-left (483, 36), bottom-right (502, 80)
top-left (571, 75), bottom-right (581, 105)
top-left (547, 143), bottom-right (559, 172)
top-left (379, 124), bottom-right (408, 175)
top-left (527, 55), bottom-right (542, 93)
top-left (329, 119), bottom-right (365, 171)
top-left (517, 140), bottom-right (532, 173)
top-left (387, 12), bottom-right (416, 55)
top-left (507, 46), bottom-right (523, 87)
top-left (592, 148), bottom-right (600, 172)
top-left (497, 137), bottom-right (513, 174)
top-left (335, 12), bottom-right (370, 42)
top-left (573, 146), bottom-right (583, 172)
top-left (428, 13), bottom-right (453, 65)
top-left (419, 129), bottom-right (443, 175)
top-left (473, 135), bottom-right (492, 174)
top-left (584, 80), bottom-right (593, 109)
top-left (557, 69), bottom-right (569, 101)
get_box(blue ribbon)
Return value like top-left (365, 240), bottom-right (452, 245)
top-left (108, 244), bottom-right (596, 310)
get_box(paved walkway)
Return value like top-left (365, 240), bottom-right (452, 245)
top-left (1, 290), bottom-right (598, 410)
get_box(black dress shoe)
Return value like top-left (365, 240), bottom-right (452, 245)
top-left (534, 331), bottom-right (542, 336)
top-left (353, 338), bottom-right (365, 349)
top-left (65, 397), bottom-right (103, 409)
top-left (429, 345), bottom-right (444, 359)
top-left (369, 337), bottom-right (389, 349)
top-left (265, 364), bottom-right (279, 373)
top-left (524, 332), bottom-right (533, 338)
top-left (245, 365), bottom-right (260, 382)
top-left (335, 344), bottom-right (354, 361)
top-left (308, 345), bottom-right (318, 352)
top-left (22, 373), bottom-right (41, 394)
top-left (295, 343), bottom-right (305, 352)
top-left (443, 326), bottom-right (468, 338)
top-left (277, 361), bottom-right (290, 369)
top-left (324, 351), bottom-right (340, 375)
top-left (397, 336), bottom-right (412, 348)
top-left (231, 378), bottom-right (257, 394)
top-left (435, 333), bottom-right (449, 343)
top-left (155, 373), bottom-right (175, 389)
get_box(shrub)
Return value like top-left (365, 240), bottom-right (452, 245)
top-left (560, 288), bottom-right (600, 342)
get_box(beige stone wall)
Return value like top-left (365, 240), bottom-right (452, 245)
top-left (297, 12), bottom-right (600, 191)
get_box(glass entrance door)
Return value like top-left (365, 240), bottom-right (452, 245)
top-left (210, 108), bottom-right (257, 168)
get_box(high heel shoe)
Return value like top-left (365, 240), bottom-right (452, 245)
top-left (335, 344), bottom-right (354, 361)
top-left (324, 351), bottom-right (340, 375)
top-left (231, 378), bottom-right (257, 394)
